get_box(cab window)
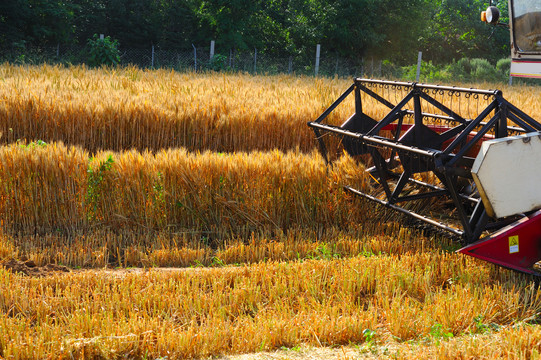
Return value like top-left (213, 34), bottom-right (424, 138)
top-left (512, 0), bottom-right (541, 52)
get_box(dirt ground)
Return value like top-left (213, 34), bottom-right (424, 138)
top-left (0, 258), bottom-right (70, 277)
top-left (0, 260), bottom-right (238, 277)
top-left (212, 344), bottom-right (404, 360)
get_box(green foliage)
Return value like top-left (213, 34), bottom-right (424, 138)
top-left (447, 58), bottom-right (509, 82)
top-left (472, 315), bottom-right (501, 334)
top-left (470, 58), bottom-right (499, 81)
top-left (86, 34), bottom-right (120, 67)
top-left (429, 323), bottom-right (454, 342)
top-left (496, 58), bottom-right (511, 76)
top-left (421, 0), bottom-right (509, 63)
top-left (361, 328), bottom-right (377, 352)
top-left (448, 58), bottom-right (474, 81)
top-left (401, 61), bottom-right (447, 82)
top-left (86, 155), bottom-right (115, 220)
top-left (311, 243), bottom-right (340, 260)
top-left (18, 139), bottom-right (47, 149)
top-left (389, 57), bottom-right (512, 84)
top-left (0, 0), bottom-right (76, 48)
top-left (381, 60), bottom-right (403, 80)
top-left (362, 328), bottom-right (376, 344)
top-left (209, 54), bottom-right (229, 71)
top-left (0, 0), bottom-right (515, 71)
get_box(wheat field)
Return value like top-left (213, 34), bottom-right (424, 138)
top-left (0, 64), bottom-right (346, 152)
top-left (2, 64), bottom-right (538, 154)
top-left (1, 64), bottom-right (541, 359)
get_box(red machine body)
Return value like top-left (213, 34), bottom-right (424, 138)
top-left (459, 210), bottom-right (541, 274)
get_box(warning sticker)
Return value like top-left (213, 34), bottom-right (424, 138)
top-left (509, 235), bottom-right (519, 254)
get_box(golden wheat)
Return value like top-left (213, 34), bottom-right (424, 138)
top-left (0, 64), bottom-right (350, 152)
top-left (2, 65), bottom-right (541, 359)
top-left (0, 142), bottom-right (372, 238)
top-left (1, 64), bottom-right (539, 153)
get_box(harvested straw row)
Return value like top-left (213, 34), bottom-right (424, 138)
top-left (0, 253), bottom-right (537, 359)
top-left (0, 224), bottom-right (430, 268)
top-left (0, 142), bottom-right (371, 238)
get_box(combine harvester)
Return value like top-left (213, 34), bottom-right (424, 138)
top-left (308, 0), bottom-right (541, 275)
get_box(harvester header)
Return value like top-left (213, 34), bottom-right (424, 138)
top-left (309, 0), bottom-right (541, 275)
top-left (309, 79), bottom-right (541, 275)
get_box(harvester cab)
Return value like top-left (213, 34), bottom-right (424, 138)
top-left (308, 0), bottom-right (541, 275)
top-left (482, 0), bottom-right (541, 78)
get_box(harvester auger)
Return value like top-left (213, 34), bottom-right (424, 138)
top-left (308, 78), bottom-right (541, 275)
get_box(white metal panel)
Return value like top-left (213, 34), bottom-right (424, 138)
top-left (511, 60), bottom-right (541, 79)
top-left (472, 132), bottom-right (541, 218)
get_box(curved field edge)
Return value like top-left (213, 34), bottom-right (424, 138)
top-left (0, 141), bottom-right (451, 268)
top-left (0, 253), bottom-right (539, 359)
top-left (0, 142), bottom-right (372, 238)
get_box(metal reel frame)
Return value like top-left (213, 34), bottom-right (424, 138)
top-left (308, 78), bottom-right (541, 244)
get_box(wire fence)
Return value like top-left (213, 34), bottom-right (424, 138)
top-left (0, 44), bottom-right (384, 78)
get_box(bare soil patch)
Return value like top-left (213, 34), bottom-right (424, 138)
top-left (0, 258), bottom-right (70, 276)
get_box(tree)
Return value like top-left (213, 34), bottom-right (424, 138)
top-left (158, 0), bottom-right (201, 48)
top-left (104, 0), bottom-right (161, 48)
top-left (420, 0), bottom-right (509, 63)
top-left (195, 0), bottom-right (263, 50)
top-left (0, 0), bottom-right (30, 48)
top-left (0, 0), bottom-right (75, 48)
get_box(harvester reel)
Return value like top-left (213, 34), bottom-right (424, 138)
top-left (309, 79), bottom-right (541, 275)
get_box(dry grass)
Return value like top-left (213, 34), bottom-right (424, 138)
top-left (0, 223), bottom-right (433, 268)
top-left (1, 252), bottom-right (539, 359)
top-left (217, 325), bottom-right (541, 359)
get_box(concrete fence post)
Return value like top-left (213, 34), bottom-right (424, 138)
top-left (288, 56), bottom-right (293, 74)
top-left (192, 44), bottom-right (197, 71)
top-left (315, 44), bottom-right (321, 76)
top-left (416, 51), bottom-right (423, 82)
top-left (254, 48), bottom-right (257, 73)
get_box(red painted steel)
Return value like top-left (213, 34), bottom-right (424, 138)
top-left (458, 210), bottom-right (541, 274)
top-left (381, 123), bottom-right (494, 157)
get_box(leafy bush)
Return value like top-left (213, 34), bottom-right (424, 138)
top-left (86, 34), bottom-right (121, 67)
top-left (209, 54), bottom-right (229, 71)
top-left (447, 58), bottom-right (473, 81)
top-left (496, 58), bottom-right (511, 76)
top-left (409, 57), bottom-right (512, 83)
top-left (379, 57), bottom-right (516, 84)
top-left (400, 61), bottom-right (448, 82)
top-left (381, 60), bottom-right (403, 79)
top-left (470, 58), bottom-right (499, 82)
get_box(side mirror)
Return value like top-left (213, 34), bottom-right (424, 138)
top-left (481, 6), bottom-right (500, 25)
